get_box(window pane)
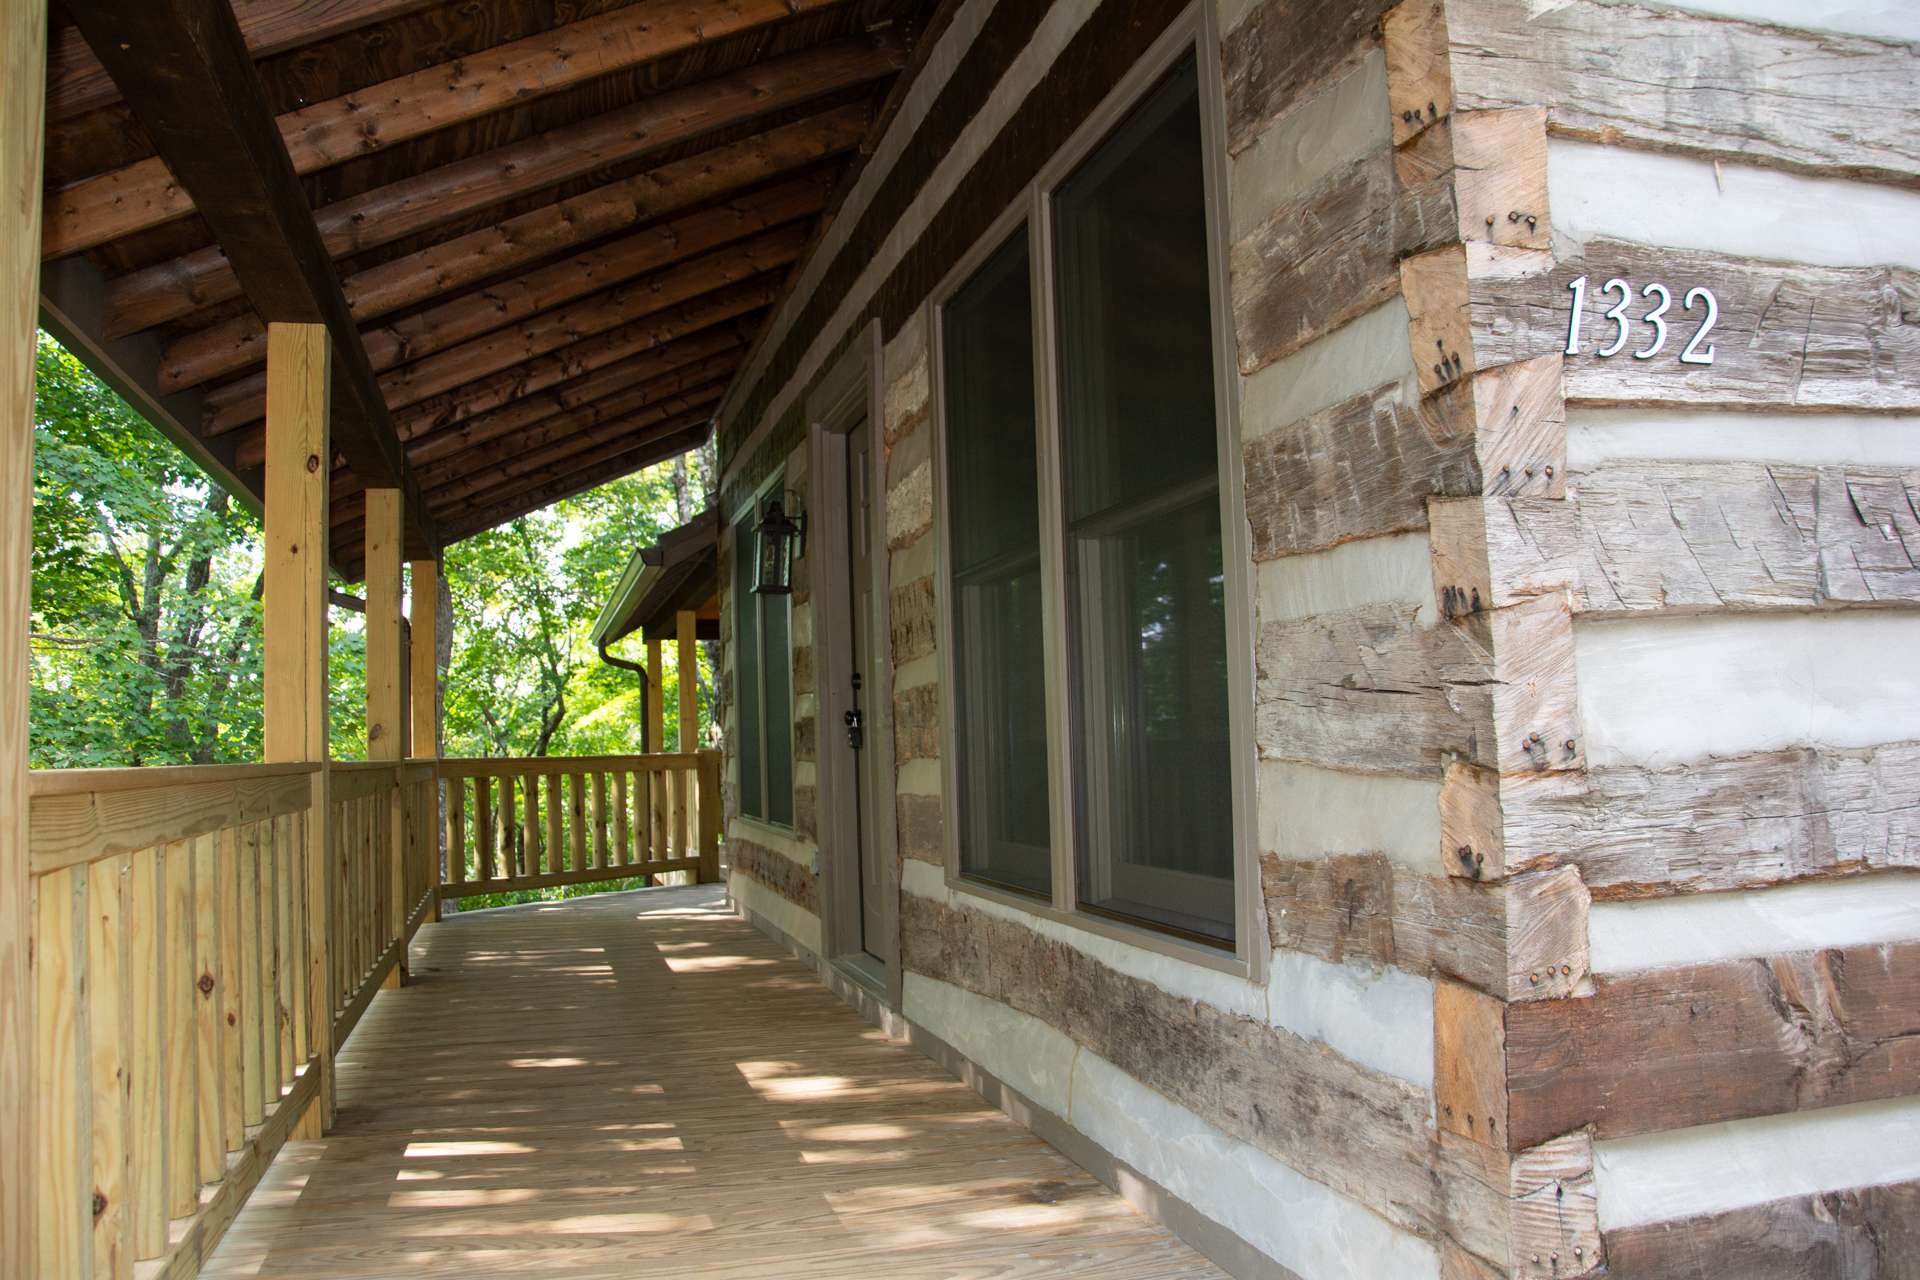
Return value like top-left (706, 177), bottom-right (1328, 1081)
top-left (943, 229), bottom-right (1052, 896)
top-left (763, 586), bottom-right (793, 827)
top-left (1054, 54), bottom-right (1235, 943)
top-left (733, 518), bottom-right (763, 819)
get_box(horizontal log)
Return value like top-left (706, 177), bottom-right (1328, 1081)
top-left (46, 0), bottom-right (440, 124)
top-left (1221, 0), bottom-right (1393, 155)
top-left (1229, 106), bottom-right (1549, 377)
top-left (730, 838), bottom-right (818, 913)
top-left (1506, 941), bottom-right (1920, 1150)
top-left (161, 173), bottom-right (833, 391)
top-left (1441, 0), bottom-right (1920, 184)
top-left (26, 760), bottom-right (317, 796)
top-left (1501, 742), bottom-right (1920, 899)
top-left (44, 0), bottom-right (843, 258)
top-left (1254, 592), bottom-right (1581, 777)
top-left (1602, 1180), bottom-right (1920, 1280)
top-left (438, 753), bottom-right (704, 777)
top-left (1467, 240), bottom-right (1920, 411)
top-left (30, 771), bottom-right (313, 874)
top-left (111, 104), bottom-right (867, 340)
top-left (903, 890), bottom-right (1505, 1250)
top-left (97, 39), bottom-right (896, 333)
top-left (1469, 462), bottom-right (1920, 617)
top-left (205, 234), bottom-right (801, 433)
top-left (1261, 854), bottom-right (1589, 1001)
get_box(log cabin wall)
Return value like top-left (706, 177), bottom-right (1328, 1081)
top-left (713, 0), bottom-right (1920, 1277)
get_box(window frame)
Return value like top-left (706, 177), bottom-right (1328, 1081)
top-left (730, 472), bottom-right (797, 831)
top-left (927, 2), bottom-right (1262, 980)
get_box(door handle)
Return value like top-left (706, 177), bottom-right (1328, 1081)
top-left (843, 708), bottom-right (864, 750)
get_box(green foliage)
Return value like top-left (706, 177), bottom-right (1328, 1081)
top-left (29, 332), bottom-right (265, 767)
top-left (30, 329), bottom-right (718, 814)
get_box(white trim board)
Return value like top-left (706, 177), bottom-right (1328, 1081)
top-left (1569, 408), bottom-right (1920, 468)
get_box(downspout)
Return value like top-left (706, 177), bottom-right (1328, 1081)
top-left (598, 638), bottom-right (652, 752)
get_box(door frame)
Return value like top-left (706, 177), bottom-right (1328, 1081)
top-left (807, 321), bottom-right (900, 1005)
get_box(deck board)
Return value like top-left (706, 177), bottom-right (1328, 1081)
top-left (205, 885), bottom-right (1224, 1278)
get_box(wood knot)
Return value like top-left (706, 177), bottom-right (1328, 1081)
top-left (306, 453), bottom-right (321, 473)
top-left (198, 972), bottom-right (216, 997)
top-left (92, 1191), bottom-right (108, 1219)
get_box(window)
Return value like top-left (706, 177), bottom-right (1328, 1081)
top-left (933, 35), bottom-right (1247, 955)
top-left (1053, 55), bottom-right (1234, 943)
top-left (734, 506), bottom-right (793, 825)
top-left (940, 230), bottom-right (1052, 897)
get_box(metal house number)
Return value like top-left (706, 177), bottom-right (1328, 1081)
top-left (1564, 276), bottom-right (1717, 365)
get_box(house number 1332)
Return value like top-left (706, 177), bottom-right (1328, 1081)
top-left (1564, 276), bottom-right (1717, 365)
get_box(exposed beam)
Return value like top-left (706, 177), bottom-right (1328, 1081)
top-left (237, 325), bottom-right (748, 469)
top-left (328, 362), bottom-right (734, 505)
top-left (438, 424), bottom-right (715, 543)
top-left (107, 100), bottom-right (872, 338)
top-left (387, 307), bottom-right (767, 444)
top-left (203, 232), bottom-right (805, 434)
top-left (47, 0), bottom-right (442, 124)
top-left (64, 0), bottom-right (437, 557)
top-left (45, 0), bottom-right (847, 258)
top-left (415, 388), bottom-right (726, 507)
top-left (161, 172), bottom-right (835, 392)
top-left (435, 408), bottom-right (717, 516)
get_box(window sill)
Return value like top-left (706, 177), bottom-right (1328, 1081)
top-left (943, 868), bottom-right (1259, 982)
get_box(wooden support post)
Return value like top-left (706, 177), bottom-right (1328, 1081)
top-left (1, 4), bottom-right (45, 1272)
top-left (365, 489), bottom-right (407, 974)
top-left (644, 636), bottom-right (663, 885)
top-left (262, 322), bottom-right (334, 1128)
top-left (676, 609), bottom-right (698, 752)
top-left (697, 752), bottom-right (721, 885)
top-left (409, 558), bottom-right (441, 920)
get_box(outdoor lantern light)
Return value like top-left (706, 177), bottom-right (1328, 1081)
top-left (752, 495), bottom-right (805, 595)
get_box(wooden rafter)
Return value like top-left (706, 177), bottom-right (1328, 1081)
top-left (45, 0), bottom-right (849, 258)
top-left (438, 421), bottom-right (715, 536)
top-left (46, 0), bottom-right (443, 123)
top-left (204, 233), bottom-right (806, 434)
top-left (328, 358), bottom-right (739, 502)
top-left (162, 172), bottom-right (837, 392)
top-left (102, 69), bottom-right (885, 336)
top-left (62, 0), bottom-right (436, 555)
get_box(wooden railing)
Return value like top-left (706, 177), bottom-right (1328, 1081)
top-left (326, 761), bottom-right (437, 1045)
top-left (26, 763), bottom-right (325, 1278)
top-left (437, 751), bottom-right (721, 898)
top-left (25, 758), bottom-right (441, 1278)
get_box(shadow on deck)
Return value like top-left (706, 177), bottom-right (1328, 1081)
top-left (205, 885), bottom-right (1223, 1278)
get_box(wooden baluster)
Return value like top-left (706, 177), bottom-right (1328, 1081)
top-left (591, 772), bottom-right (609, 870)
top-left (665, 767), bottom-right (682, 860)
top-left (502, 774), bottom-right (519, 880)
top-left (649, 759), bottom-right (668, 874)
top-left (523, 774), bottom-right (541, 878)
top-left (86, 855), bottom-right (129, 1279)
top-left (216, 830), bottom-right (244, 1156)
top-left (613, 771), bottom-right (630, 868)
top-left (569, 775), bottom-right (586, 872)
top-left (128, 849), bottom-right (164, 1259)
top-left (288, 812), bottom-right (309, 1065)
top-left (698, 752), bottom-right (721, 884)
top-left (275, 815), bottom-right (296, 1086)
top-left (36, 866), bottom-right (82, 1277)
top-left (474, 777), bottom-right (494, 884)
top-left (544, 773), bottom-right (562, 880)
top-left (164, 841), bottom-right (197, 1218)
top-left (448, 778), bottom-right (467, 889)
top-left (240, 825), bottom-right (263, 1126)
top-left (191, 834), bottom-right (222, 1186)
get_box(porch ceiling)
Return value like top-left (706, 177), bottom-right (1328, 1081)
top-left (39, 0), bottom-right (944, 577)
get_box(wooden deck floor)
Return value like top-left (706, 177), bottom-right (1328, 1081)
top-left (206, 885), bottom-right (1224, 1278)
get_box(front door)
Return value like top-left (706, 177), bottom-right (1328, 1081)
top-left (845, 415), bottom-right (887, 961)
